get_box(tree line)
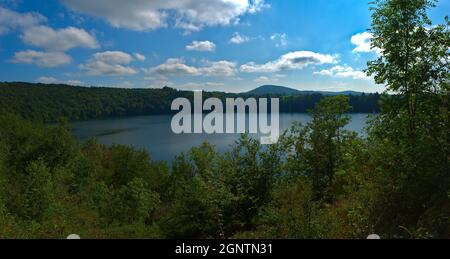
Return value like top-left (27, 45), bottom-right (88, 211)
top-left (0, 82), bottom-right (381, 123)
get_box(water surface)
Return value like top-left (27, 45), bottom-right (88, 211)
top-left (72, 113), bottom-right (370, 162)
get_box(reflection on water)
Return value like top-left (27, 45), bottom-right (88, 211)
top-left (72, 113), bottom-right (370, 162)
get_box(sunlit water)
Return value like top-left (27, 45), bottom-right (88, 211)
top-left (72, 113), bottom-right (370, 162)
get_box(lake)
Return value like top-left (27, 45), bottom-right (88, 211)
top-left (72, 113), bottom-right (370, 162)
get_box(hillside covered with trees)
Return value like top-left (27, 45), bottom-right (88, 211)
top-left (0, 0), bottom-right (448, 239)
top-left (0, 82), bottom-right (381, 123)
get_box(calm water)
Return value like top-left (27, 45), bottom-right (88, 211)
top-left (72, 113), bottom-right (370, 162)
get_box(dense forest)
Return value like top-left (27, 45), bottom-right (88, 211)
top-left (0, 0), bottom-right (449, 239)
top-left (0, 82), bottom-right (380, 123)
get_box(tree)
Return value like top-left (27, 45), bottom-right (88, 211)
top-left (366, 0), bottom-right (450, 237)
top-left (241, 179), bottom-right (331, 239)
top-left (221, 135), bottom-right (283, 232)
top-left (161, 143), bottom-right (235, 238)
top-left (114, 178), bottom-right (160, 224)
top-left (368, 0), bottom-right (449, 136)
top-left (305, 96), bottom-right (352, 198)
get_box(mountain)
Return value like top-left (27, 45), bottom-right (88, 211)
top-left (245, 85), bottom-right (304, 95)
top-left (244, 85), bottom-right (365, 96)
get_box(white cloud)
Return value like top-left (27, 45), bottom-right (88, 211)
top-left (147, 58), bottom-right (199, 76)
top-left (1, 8), bottom-right (99, 68)
top-left (314, 65), bottom-right (370, 80)
top-left (144, 75), bottom-right (173, 88)
top-left (36, 76), bottom-right (58, 84)
top-left (270, 33), bottom-right (287, 47)
top-left (181, 82), bottom-right (225, 90)
top-left (229, 32), bottom-right (250, 44)
top-left (274, 74), bottom-right (286, 78)
top-left (133, 53), bottom-right (146, 61)
top-left (0, 8), bottom-right (98, 52)
top-left (80, 51), bottom-right (138, 76)
top-left (253, 74), bottom-right (285, 83)
top-left (0, 7), bottom-right (46, 35)
top-left (240, 51), bottom-right (337, 73)
top-left (116, 81), bottom-right (134, 88)
top-left (66, 80), bottom-right (84, 85)
top-left (21, 25), bottom-right (99, 51)
top-left (147, 58), bottom-right (236, 77)
top-left (201, 60), bottom-right (237, 77)
top-left (60, 0), bottom-right (268, 32)
top-left (186, 41), bottom-right (216, 52)
top-left (11, 50), bottom-right (72, 67)
top-left (92, 51), bottom-right (133, 64)
top-left (205, 82), bottom-right (225, 87)
top-left (36, 76), bottom-right (84, 85)
top-left (351, 32), bottom-right (380, 53)
top-left (254, 76), bottom-right (270, 83)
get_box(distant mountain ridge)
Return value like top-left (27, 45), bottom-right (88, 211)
top-left (244, 85), bottom-right (365, 96)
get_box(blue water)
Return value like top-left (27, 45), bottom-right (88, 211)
top-left (72, 113), bottom-right (370, 162)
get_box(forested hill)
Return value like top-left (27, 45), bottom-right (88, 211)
top-left (244, 84), bottom-right (365, 96)
top-left (0, 82), bottom-right (381, 122)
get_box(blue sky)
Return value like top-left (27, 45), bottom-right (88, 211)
top-left (0, 0), bottom-right (448, 93)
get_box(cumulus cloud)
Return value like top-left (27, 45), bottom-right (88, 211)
top-left (21, 25), bottom-right (99, 51)
top-left (229, 32), bottom-right (250, 44)
top-left (36, 76), bottom-right (59, 84)
top-left (201, 60), bottom-right (237, 77)
top-left (66, 80), bottom-right (85, 85)
top-left (254, 73), bottom-right (287, 83)
top-left (240, 51), bottom-right (337, 73)
top-left (1, 7), bottom-right (100, 69)
top-left (147, 58), bottom-right (236, 77)
top-left (36, 76), bottom-right (84, 85)
top-left (1, 7), bottom-right (98, 51)
top-left (144, 75), bottom-right (173, 88)
top-left (115, 81), bottom-right (134, 88)
top-left (186, 41), bottom-right (216, 52)
top-left (80, 51), bottom-right (138, 76)
top-left (314, 65), bottom-right (370, 80)
top-left (11, 50), bottom-right (72, 67)
top-left (351, 32), bottom-right (380, 53)
top-left (253, 76), bottom-right (270, 83)
top-left (60, 0), bottom-right (268, 32)
top-left (133, 53), bottom-right (146, 61)
top-left (0, 7), bottom-right (46, 35)
top-left (253, 74), bottom-right (286, 83)
top-left (147, 58), bottom-right (199, 76)
top-left (181, 82), bottom-right (225, 90)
